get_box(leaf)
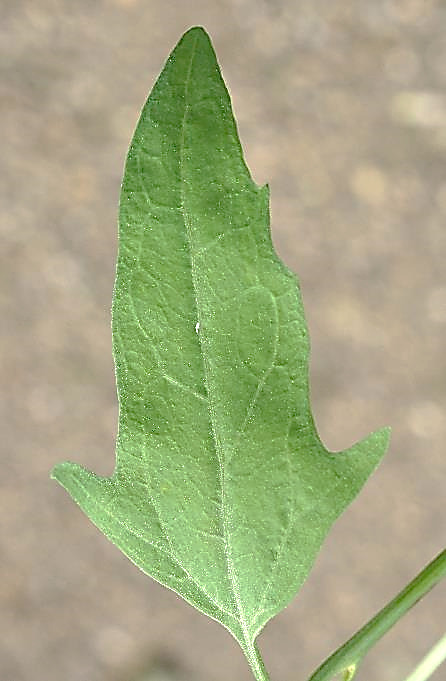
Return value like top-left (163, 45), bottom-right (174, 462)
top-left (52, 26), bottom-right (389, 673)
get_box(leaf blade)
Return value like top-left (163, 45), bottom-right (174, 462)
top-left (52, 25), bottom-right (390, 652)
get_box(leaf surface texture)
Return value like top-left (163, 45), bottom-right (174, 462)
top-left (52, 27), bottom-right (389, 650)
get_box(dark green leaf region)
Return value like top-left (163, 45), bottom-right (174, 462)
top-left (52, 26), bottom-right (389, 656)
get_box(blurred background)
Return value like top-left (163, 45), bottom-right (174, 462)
top-left (1, 1), bottom-right (445, 680)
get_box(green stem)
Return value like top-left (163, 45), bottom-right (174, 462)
top-left (306, 549), bottom-right (446, 681)
top-left (403, 632), bottom-right (446, 681)
top-left (243, 640), bottom-right (271, 681)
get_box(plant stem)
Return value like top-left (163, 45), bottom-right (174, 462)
top-left (242, 639), bottom-right (271, 681)
top-left (403, 632), bottom-right (446, 681)
top-left (306, 549), bottom-right (446, 681)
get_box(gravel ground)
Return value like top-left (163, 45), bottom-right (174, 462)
top-left (1, 1), bottom-right (445, 681)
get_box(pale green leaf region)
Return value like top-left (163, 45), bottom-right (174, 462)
top-left (52, 26), bottom-right (389, 659)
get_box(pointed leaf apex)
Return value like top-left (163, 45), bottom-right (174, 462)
top-left (51, 461), bottom-right (107, 511)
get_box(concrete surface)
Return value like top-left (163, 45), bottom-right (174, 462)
top-left (1, 1), bottom-right (445, 680)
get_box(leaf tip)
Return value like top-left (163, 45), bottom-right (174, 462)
top-left (368, 424), bottom-right (392, 458)
top-left (181, 25), bottom-right (212, 45)
top-left (51, 460), bottom-right (105, 501)
top-left (50, 460), bottom-right (71, 483)
top-left (342, 424), bottom-right (392, 484)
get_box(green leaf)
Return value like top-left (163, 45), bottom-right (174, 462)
top-left (52, 26), bottom-right (389, 677)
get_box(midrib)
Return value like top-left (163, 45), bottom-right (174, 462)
top-left (178, 33), bottom-right (252, 648)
